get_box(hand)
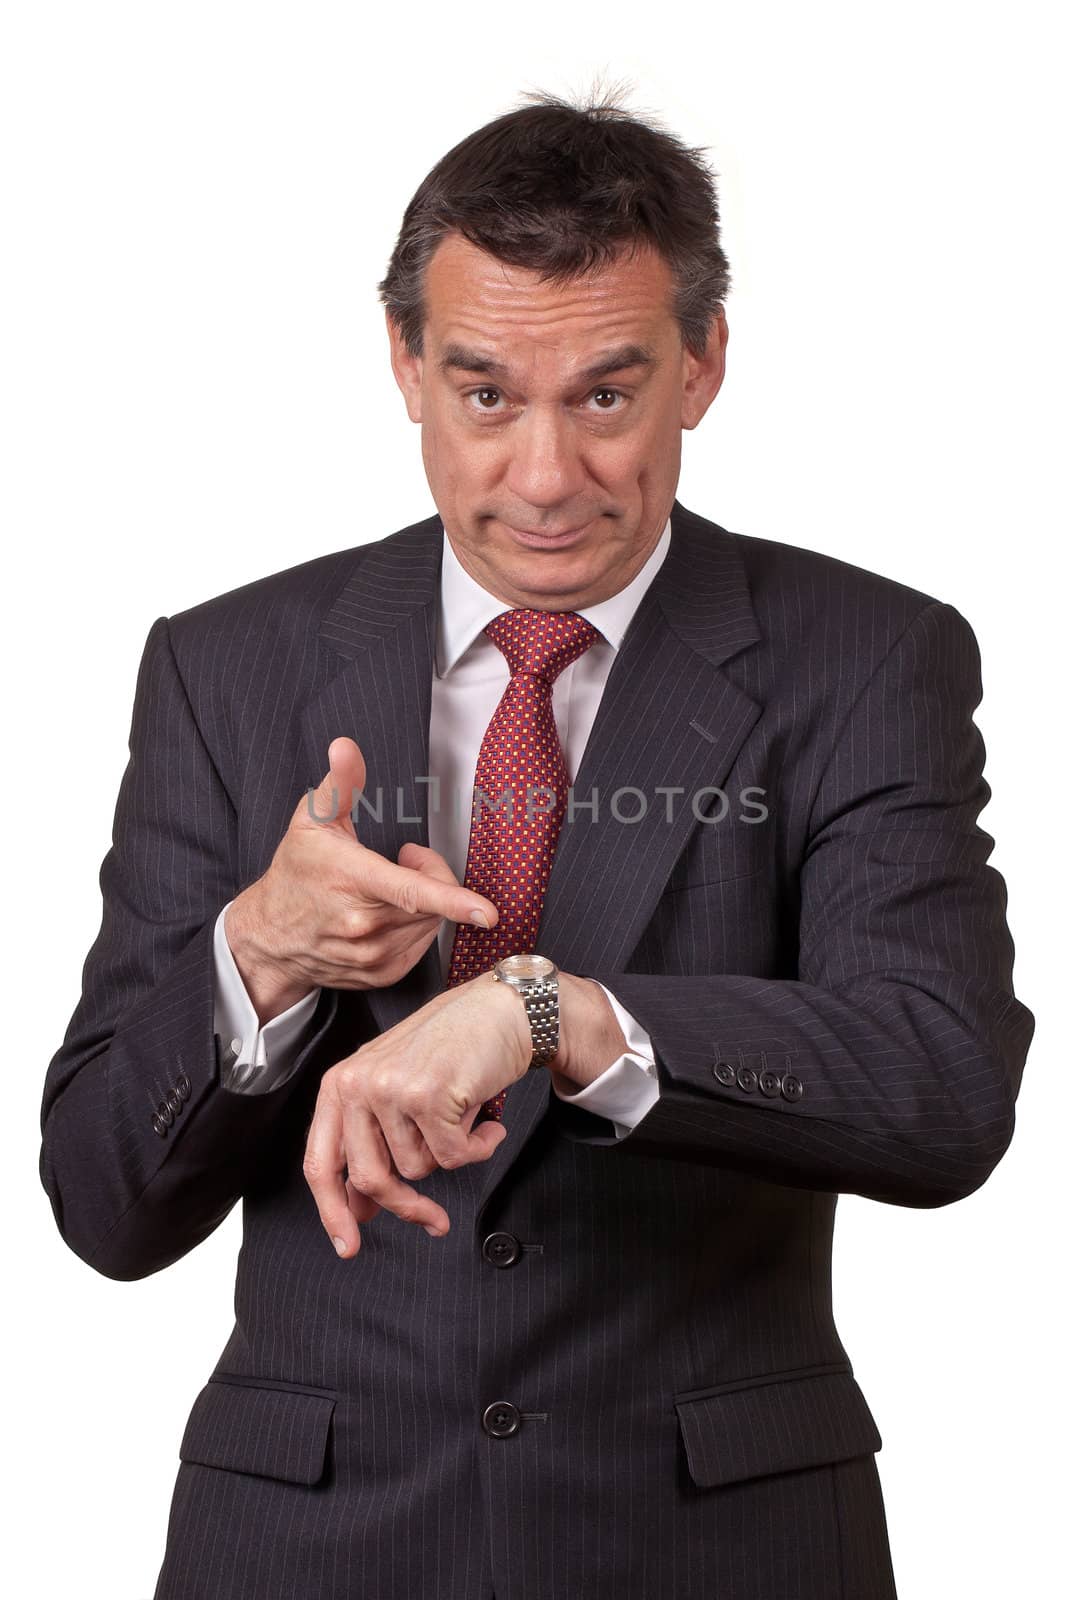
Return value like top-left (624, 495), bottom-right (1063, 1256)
top-left (303, 972), bottom-right (531, 1254)
top-left (224, 736), bottom-right (498, 1021)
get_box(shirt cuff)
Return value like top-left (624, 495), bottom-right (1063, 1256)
top-left (551, 981), bottom-right (659, 1138)
top-left (213, 900), bottom-right (322, 1094)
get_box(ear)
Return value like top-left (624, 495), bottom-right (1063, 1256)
top-left (385, 311), bottom-right (424, 423)
top-left (680, 312), bottom-right (728, 431)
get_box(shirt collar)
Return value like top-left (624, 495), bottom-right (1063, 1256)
top-left (435, 515), bottom-right (672, 678)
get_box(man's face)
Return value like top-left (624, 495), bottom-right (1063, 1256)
top-left (387, 233), bottom-right (727, 610)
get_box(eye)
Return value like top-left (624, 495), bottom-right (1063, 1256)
top-left (463, 386), bottom-right (629, 416)
top-left (468, 386), bottom-right (506, 413)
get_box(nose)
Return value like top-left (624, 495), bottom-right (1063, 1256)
top-left (504, 405), bottom-right (587, 512)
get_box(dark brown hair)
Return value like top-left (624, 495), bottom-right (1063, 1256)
top-left (377, 79), bottom-right (731, 362)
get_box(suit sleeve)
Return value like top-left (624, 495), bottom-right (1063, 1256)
top-left (39, 616), bottom-right (338, 1281)
top-left (555, 601), bottom-right (1035, 1208)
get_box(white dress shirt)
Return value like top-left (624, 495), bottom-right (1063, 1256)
top-left (212, 515), bottom-right (673, 1137)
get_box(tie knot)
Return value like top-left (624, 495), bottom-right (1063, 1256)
top-left (483, 608), bottom-right (602, 685)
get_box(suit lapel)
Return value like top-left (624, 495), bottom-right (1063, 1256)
top-left (303, 501), bottom-right (764, 1197)
top-left (535, 517), bottom-right (764, 977)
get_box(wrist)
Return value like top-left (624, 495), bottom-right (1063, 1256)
top-left (224, 889), bottom-right (313, 1025)
top-left (553, 973), bottom-right (627, 1091)
top-left (481, 969), bottom-right (536, 1072)
top-left (481, 964), bottom-right (623, 1087)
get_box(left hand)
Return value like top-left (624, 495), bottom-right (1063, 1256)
top-left (303, 972), bottom-right (531, 1256)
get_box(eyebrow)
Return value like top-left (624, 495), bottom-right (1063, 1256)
top-left (436, 341), bottom-right (659, 387)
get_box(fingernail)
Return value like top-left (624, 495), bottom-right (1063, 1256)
top-left (332, 1235), bottom-right (348, 1255)
top-left (424, 1225), bottom-right (443, 1238)
top-left (470, 910), bottom-right (489, 927)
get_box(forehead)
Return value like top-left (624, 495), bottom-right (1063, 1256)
top-left (422, 233), bottom-right (676, 365)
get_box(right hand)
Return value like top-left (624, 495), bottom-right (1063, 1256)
top-left (225, 736), bottom-right (497, 1014)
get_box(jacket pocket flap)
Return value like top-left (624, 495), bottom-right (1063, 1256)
top-left (179, 1378), bottom-right (337, 1486)
top-left (674, 1367), bottom-right (882, 1490)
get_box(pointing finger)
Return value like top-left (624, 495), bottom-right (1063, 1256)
top-left (350, 847), bottom-right (497, 929)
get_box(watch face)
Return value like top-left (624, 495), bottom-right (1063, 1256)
top-left (499, 954), bottom-right (556, 981)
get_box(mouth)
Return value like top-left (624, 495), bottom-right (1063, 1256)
top-left (500, 520), bottom-right (593, 549)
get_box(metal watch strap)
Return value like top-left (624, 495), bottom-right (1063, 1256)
top-left (517, 975), bottom-right (559, 1068)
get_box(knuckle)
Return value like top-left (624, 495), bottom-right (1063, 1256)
top-left (369, 1069), bottom-right (399, 1103)
top-left (358, 936), bottom-right (387, 968)
top-left (395, 875), bottom-right (422, 917)
top-left (400, 1152), bottom-right (434, 1179)
top-left (302, 1152), bottom-right (326, 1182)
top-left (346, 908), bottom-right (375, 941)
top-left (336, 1054), bottom-right (366, 1087)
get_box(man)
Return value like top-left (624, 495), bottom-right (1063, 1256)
top-left (40, 88), bottom-right (1033, 1600)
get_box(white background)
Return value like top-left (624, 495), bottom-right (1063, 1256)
top-left (4, 3), bottom-right (1061, 1596)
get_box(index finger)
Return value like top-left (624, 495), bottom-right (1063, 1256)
top-left (349, 844), bottom-right (497, 929)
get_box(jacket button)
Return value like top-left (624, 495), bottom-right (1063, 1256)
top-left (758, 1069), bottom-right (781, 1098)
top-left (151, 1113), bottom-right (168, 1137)
top-left (482, 1401), bottom-right (522, 1438)
top-left (737, 1066), bottom-right (758, 1093)
top-left (713, 1061), bottom-right (736, 1087)
top-left (482, 1231), bottom-right (522, 1268)
top-left (781, 1073), bottom-right (804, 1101)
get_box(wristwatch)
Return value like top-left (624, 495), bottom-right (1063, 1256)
top-left (491, 954), bottom-right (560, 1069)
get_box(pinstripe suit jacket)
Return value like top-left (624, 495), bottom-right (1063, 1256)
top-left (40, 498), bottom-right (1034, 1600)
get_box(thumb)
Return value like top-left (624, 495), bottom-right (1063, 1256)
top-left (303, 736), bottom-right (367, 838)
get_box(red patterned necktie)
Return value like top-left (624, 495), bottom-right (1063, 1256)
top-left (446, 608), bottom-right (602, 1120)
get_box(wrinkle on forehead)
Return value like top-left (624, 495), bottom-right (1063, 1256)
top-left (424, 234), bottom-right (676, 369)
